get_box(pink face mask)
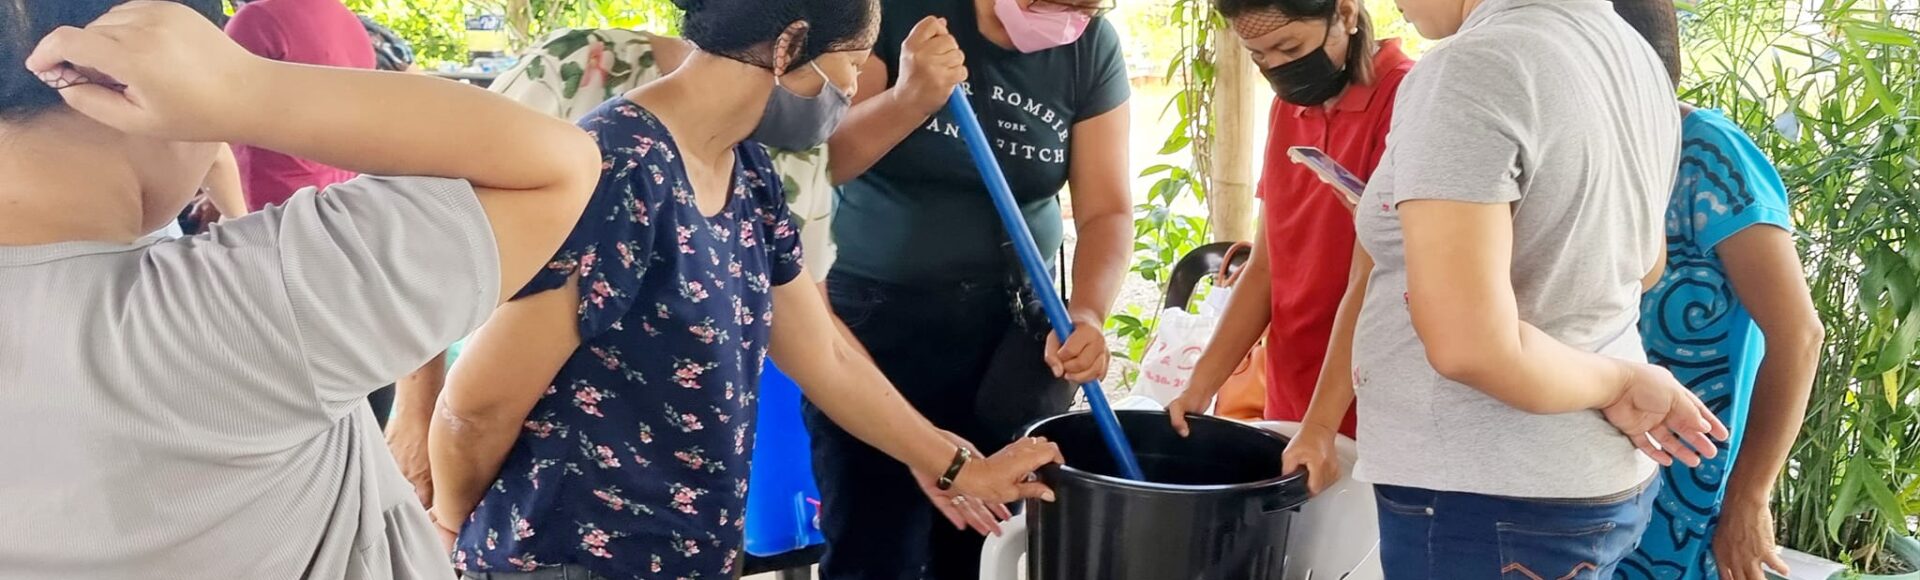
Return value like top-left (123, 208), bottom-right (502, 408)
top-left (994, 0), bottom-right (1093, 53)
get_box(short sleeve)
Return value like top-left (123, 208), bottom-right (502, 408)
top-left (1385, 44), bottom-right (1528, 205)
top-left (1254, 99), bottom-right (1289, 202)
top-left (1679, 114), bottom-right (1794, 252)
top-left (746, 146), bottom-right (807, 287)
top-left (1074, 19), bottom-right (1131, 122)
top-left (225, 4), bottom-right (287, 61)
top-left (769, 146), bottom-right (835, 282)
top-left (168, 176), bottom-right (500, 420)
top-left (514, 132), bottom-right (659, 341)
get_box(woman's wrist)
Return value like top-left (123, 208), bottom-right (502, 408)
top-left (201, 58), bottom-right (281, 144)
top-left (1299, 420), bottom-right (1339, 437)
top-left (428, 506), bottom-right (463, 534)
top-left (935, 445), bottom-right (973, 491)
top-left (1602, 359), bottom-right (1639, 409)
top-left (1066, 304), bottom-right (1108, 328)
top-left (905, 427), bottom-right (966, 477)
top-left (1722, 474), bottom-right (1773, 508)
top-left (1183, 365), bottom-right (1229, 398)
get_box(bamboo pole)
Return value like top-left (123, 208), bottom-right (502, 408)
top-left (1207, 22), bottom-right (1260, 244)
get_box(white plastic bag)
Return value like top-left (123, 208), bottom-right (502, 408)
top-left (1136, 307), bottom-right (1219, 405)
top-left (1198, 282), bottom-right (1236, 319)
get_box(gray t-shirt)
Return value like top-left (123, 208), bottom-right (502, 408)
top-left (1351, 0), bottom-right (1679, 499)
top-left (0, 177), bottom-right (499, 579)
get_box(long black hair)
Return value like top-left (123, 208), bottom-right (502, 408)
top-left (1, 0), bottom-right (224, 120)
top-left (670, 0), bottom-right (879, 73)
top-left (1214, 0), bottom-right (1378, 85)
top-left (1609, 0), bottom-right (1682, 85)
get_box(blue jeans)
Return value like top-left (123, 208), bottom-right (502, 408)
top-left (806, 271), bottom-right (1076, 580)
top-left (1375, 479), bottom-right (1661, 579)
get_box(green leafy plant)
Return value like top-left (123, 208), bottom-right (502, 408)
top-left (1678, 0), bottom-right (1919, 572)
top-left (1106, 0), bottom-right (1219, 379)
top-left (344, 0), bottom-right (680, 67)
top-left (480, 0), bottom-right (680, 49)
top-left (345, 0), bottom-right (467, 67)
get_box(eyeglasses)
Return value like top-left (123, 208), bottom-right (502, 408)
top-left (1030, 0), bottom-right (1116, 17)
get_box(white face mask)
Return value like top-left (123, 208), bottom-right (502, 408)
top-left (152, 221), bottom-right (185, 239)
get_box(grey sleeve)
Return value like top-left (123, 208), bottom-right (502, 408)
top-left (1386, 45), bottom-right (1532, 206)
top-left (106, 176), bottom-right (496, 443)
top-left (271, 176), bottom-right (501, 418)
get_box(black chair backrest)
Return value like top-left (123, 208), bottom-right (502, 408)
top-left (1163, 241), bottom-right (1252, 311)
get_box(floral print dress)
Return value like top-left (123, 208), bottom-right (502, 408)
top-left (452, 99), bottom-right (804, 579)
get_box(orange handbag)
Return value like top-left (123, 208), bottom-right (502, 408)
top-left (1210, 243), bottom-right (1269, 421)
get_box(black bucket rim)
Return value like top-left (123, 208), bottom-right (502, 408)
top-left (1025, 410), bottom-right (1311, 496)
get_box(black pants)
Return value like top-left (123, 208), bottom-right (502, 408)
top-left (806, 271), bottom-right (1076, 580)
top-left (368, 384), bottom-right (394, 430)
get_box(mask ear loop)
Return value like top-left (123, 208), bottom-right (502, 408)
top-left (773, 61), bottom-right (840, 99)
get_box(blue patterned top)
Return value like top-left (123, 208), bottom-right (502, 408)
top-left (1623, 108), bottom-right (1793, 580)
top-left (452, 99), bottom-right (804, 579)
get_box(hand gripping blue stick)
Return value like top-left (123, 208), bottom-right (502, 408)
top-left (944, 88), bottom-right (1146, 481)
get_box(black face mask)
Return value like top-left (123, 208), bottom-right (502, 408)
top-left (1261, 21), bottom-right (1350, 106)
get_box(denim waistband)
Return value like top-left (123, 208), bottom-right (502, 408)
top-left (461, 565), bottom-right (604, 580)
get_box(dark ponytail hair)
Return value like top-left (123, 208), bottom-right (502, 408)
top-left (671, 0), bottom-right (879, 73)
top-left (1214, 0), bottom-right (1378, 85)
top-left (1608, 0), bottom-right (1682, 85)
top-left (1, 0), bottom-right (224, 120)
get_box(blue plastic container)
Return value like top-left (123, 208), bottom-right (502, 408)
top-left (742, 360), bottom-right (826, 557)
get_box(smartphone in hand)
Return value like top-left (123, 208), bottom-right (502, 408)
top-left (1287, 146), bottom-right (1367, 208)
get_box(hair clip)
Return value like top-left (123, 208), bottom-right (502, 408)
top-left (37, 65), bottom-right (127, 92)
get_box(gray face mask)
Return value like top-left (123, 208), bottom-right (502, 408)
top-left (750, 61), bottom-right (852, 151)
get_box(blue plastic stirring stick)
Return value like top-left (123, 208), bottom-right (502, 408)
top-left (944, 88), bottom-right (1147, 482)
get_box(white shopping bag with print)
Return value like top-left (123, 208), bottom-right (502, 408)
top-left (1136, 307), bottom-right (1219, 405)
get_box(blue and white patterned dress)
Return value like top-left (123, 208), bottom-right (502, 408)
top-left (451, 99), bottom-right (804, 579)
top-left (1619, 109), bottom-right (1794, 580)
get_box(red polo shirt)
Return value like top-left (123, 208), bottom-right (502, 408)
top-left (1257, 40), bottom-right (1414, 437)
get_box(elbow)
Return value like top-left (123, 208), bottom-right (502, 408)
top-left (1775, 317), bottom-right (1827, 364)
top-left (524, 128), bottom-right (602, 237)
top-left (434, 390), bottom-right (519, 436)
top-left (553, 128), bottom-right (603, 204)
top-left (1426, 341), bottom-right (1492, 388)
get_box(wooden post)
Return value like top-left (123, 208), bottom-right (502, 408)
top-left (503, 0), bottom-right (534, 50)
top-left (1207, 22), bottom-right (1260, 244)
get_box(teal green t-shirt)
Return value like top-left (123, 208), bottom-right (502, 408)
top-left (831, 0), bottom-right (1131, 286)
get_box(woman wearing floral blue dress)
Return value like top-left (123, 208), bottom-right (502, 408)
top-left (1611, 2), bottom-right (1826, 579)
top-left (425, 1), bottom-right (1064, 579)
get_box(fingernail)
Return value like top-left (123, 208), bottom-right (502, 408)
top-left (1041, 491), bottom-right (1056, 502)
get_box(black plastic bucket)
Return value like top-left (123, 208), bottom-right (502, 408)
top-left (1025, 410), bottom-right (1309, 580)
